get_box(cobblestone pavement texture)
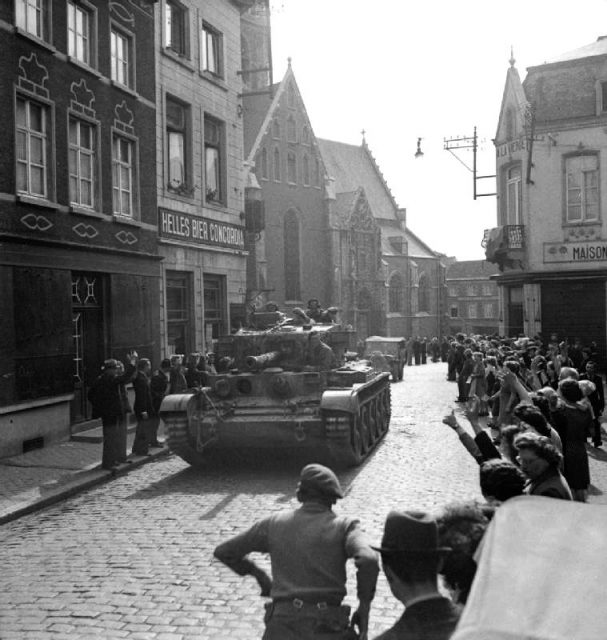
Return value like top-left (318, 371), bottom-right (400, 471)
top-left (1, 362), bottom-right (607, 639)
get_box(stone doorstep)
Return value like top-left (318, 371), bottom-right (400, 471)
top-left (71, 422), bottom-right (137, 443)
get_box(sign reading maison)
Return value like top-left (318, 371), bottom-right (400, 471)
top-left (159, 208), bottom-right (245, 250)
top-left (544, 240), bottom-right (607, 263)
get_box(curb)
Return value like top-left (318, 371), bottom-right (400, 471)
top-left (0, 447), bottom-right (170, 526)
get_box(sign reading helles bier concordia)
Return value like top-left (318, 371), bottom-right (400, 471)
top-left (159, 208), bottom-right (245, 250)
top-left (544, 240), bottom-right (607, 263)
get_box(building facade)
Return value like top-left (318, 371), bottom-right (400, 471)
top-left (446, 260), bottom-right (500, 335)
top-left (486, 41), bottom-right (607, 360)
top-left (155, 0), bottom-right (251, 355)
top-left (0, 0), bottom-right (160, 457)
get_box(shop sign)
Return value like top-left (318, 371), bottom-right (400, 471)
top-left (159, 208), bottom-right (245, 250)
top-left (496, 137), bottom-right (527, 158)
top-left (544, 240), bottom-right (607, 263)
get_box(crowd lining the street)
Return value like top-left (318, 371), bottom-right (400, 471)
top-left (86, 320), bottom-right (604, 638)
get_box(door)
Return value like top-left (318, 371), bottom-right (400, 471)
top-left (507, 286), bottom-right (524, 337)
top-left (71, 272), bottom-right (106, 422)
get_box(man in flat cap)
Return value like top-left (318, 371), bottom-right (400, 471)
top-left (214, 463), bottom-right (379, 639)
top-left (372, 510), bottom-right (460, 640)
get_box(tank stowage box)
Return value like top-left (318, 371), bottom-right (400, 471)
top-left (159, 322), bottom-right (391, 467)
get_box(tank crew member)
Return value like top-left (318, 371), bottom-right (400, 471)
top-left (306, 298), bottom-right (324, 322)
top-left (320, 306), bottom-right (340, 324)
top-left (214, 463), bottom-right (379, 640)
top-left (290, 306), bottom-right (315, 326)
top-left (372, 510), bottom-right (460, 639)
top-left (308, 330), bottom-right (337, 369)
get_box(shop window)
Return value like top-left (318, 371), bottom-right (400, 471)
top-left (565, 154), bottom-right (599, 222)
top-left (166, 271), bottom-right (192, 355)
top-left (203, 274), bottom-right (226, 342)
top-left (69, 116), bottom-right (98, 209)
top-left (284, 209), bottom-right (301, 300)
top-left (68, 1), bottom-right (96, 67)
top-left (16, 96), bottom-right (53, 200)
top-left (16, 0), bottom-right (51, 41)
top-left (204, 115), bottom-right (224, 203)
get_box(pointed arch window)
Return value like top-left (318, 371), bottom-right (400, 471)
top-left (302, 125), bottom-right (310, 145)
top-left (272, 118), bottom-right (281, 139)
top-left (418, 273), bottom-right (430, 313)
top-left (287, 82), bottom-right (296, 108)
top-left (287, 115), bottom-right (297, 142)
top-left (273, 147), bottom-right (281, 181)
top-left (287, 151), bottom-right (297, 184)
top-left (388, 272), bottom-right (404, 313)
top-left (303, 155), bottom-right (310, 186)
top-left (314, 157), bottom-right (320, 187)
top-left (284, 210), bottom-right (301, 300)
top-left (260, 147), bottom-right (268, 180)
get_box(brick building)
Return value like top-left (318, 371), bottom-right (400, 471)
top-left (486, 40), bottom-right (607, 358)
top-left (445, 260), bottom-right (500, 335)
top-left (0, 0), bottom-right (159, 457)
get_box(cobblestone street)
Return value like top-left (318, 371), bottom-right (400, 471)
top-left (1, 362), bottom-right (605, 639)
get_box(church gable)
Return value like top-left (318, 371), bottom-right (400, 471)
top-left (345, 188), bottom-right (378, 232)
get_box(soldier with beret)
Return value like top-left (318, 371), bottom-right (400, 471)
top-left (214, 463), bottom-right (379, 639)
top-left (372, 510), bottom-right (460, 640)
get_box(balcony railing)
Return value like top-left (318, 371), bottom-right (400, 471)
top-left (482, 225), bottom-right (525, 269)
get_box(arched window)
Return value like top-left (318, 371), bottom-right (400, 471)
top-left (388, 272), bottom-right (404, 313)
top-left (287, 151), bottom-right (297, 183)
top-left (418, 273), bottom-right (430, 313)
top-left (303, 155), bottom-right (310, 186)
top-left (314, 157), bottom-right (320, 187)
top-left (260, 147), bottom-right (268, 180)
top-left (302, 125), bottom-right (310, 145)
top-left (273, 148), bottom-right (281, 181)
top-left (284, 210), bottom-right (301, 300)
top-left (272, 118), bottom-right (281, 139)
top-left (287, 115), bottom-right (297, 142)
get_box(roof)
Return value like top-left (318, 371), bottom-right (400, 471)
top-left (446, 260), bottom-right (500, 280)
top-left (318, 138), bottom-right (399, 221)
top-left (539, 36), bottom-right (607, 66)
top-left (405, 228), bottom-right (438, 259)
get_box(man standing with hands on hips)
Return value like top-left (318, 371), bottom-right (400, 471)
top-left (214, 463), bottom-right (379, 639)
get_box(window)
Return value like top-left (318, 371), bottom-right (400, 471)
top-left (165, 1), bottom-right (187, 56)
top-left (389, 273), bottom-right (404, 313)
top-left (166, 271), bottom-right (192, 355)
top-left (287, 115), bottom-right (296, 142)
top-left (450, 305), bottom-right (458, 318)
top-left (204, 115), bottom-right (224, 203)
top-left (448, 285), bottom-right (458, 297)
top-left (467, 284), bottom-right (476, 297)
top-left (468, 303), bottom-right (477, 319)
top-left (483, 303), bottom-right (494, 318)
top-left (111, 28), bottom-right (132, 87)
top-left (67, 1), bottom-right (93, 66)
top-left (272, 118), bottom-right (280, 139)
top-left (69, 117), bottom-right (97, 208)
top-left (112, 135), bottom-right (135, 217)
top-left (482, 283), bottom-right (493, 296)
top-left (418, 273), bottom-right (430, 313)
top-left (166, 97), bottom-right (189, 192)
top-left (314, 157), bottom-right (320, 187)
top-left (16, 97), bottom-right (51, 198)
top-left (302, 154), bottom-right (310, 186)
top-left (16, 0), bottom-right (50, 41)
top-left (287, 82), bottom-right (296, 108)
top-left (273, 147), bottom-right (281, 181)
top-left (566, 155), bottom-right (599, 222)
top-left (287, 151), bottom-right (296, 184)
top-left (601, 82), bottom-right (607, 112)
top-left (203, 274), bottom-right (226, 341)
top-left (260, 147), bottom-right (268, 180)
top-left (284, 210), bottom-right (301, 300)
top-left (302, 125), bottom-right (310, 145)
top-left (506, 165), bottom-right (522, 225)
top-left (201, 22), bottom-right (222, 77)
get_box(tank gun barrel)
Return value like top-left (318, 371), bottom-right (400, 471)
top-left (246, 350), bottom-right (282, 370)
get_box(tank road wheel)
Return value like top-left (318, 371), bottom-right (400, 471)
top-left (165, 415), bottom-right (207, 467)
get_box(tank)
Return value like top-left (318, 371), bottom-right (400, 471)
top-left (159, 316), bottom-right (391, 468)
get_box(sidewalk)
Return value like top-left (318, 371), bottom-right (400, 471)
top-left (0, 427), bottom-right (169, 526)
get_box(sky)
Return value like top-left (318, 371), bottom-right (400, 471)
top-left (269, 0), bottom-right (607, 260)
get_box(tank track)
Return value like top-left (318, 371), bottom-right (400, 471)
top-left (164, 413), bottom-right (207, 466)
